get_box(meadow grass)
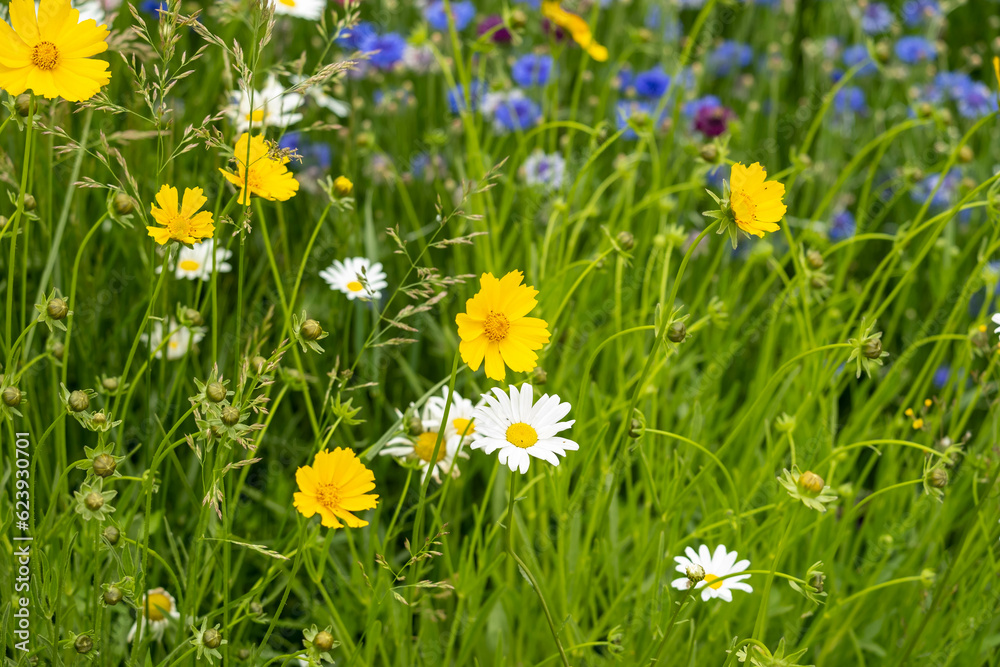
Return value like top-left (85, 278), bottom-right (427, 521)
top-left (1, 0), bottom-right (1000, 665)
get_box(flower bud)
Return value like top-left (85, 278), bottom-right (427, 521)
top-left (22, 194), bottom-right (36, 211)
top-left (113, 192), bottom-right (135, 215)
top-left (616, 230), bottom-right (635, 251)
top-left (958, 145), bottom-right (974, 163)
top-left (74, 634), bottom-right (93, 654)
top-left (85, 491), bottom-right (105, 511)
top-left (699, 143), bottom-right (719, 163)
top-left (221, 406), bottom-right (240, 426)
top-left (628, 418), bottom-right (643, 439)
top-left (68, 390), bottom-right (90, 412)
top-left (102, 525), bottom-right (120, 545)
top-left (3, 386), bottom-right (22, 407)
top-left (51, 341), bottom-right (65, 360)
top-left (532, 366), bottom-right (547, 385)
top-left (686, 565), bottom-right (706, 586)
top-left (928, 468), bottom-right (948, 488)
top-left (203, 628), bottom-right (223, 649)
top-left (920, 568), bottom-right (936, 587)
top-left (300, 319), bottom-right (323, 341)
top-left (251, 356), bottom-right (267, 373)
top-left (333, 176), bottom-right (354, 197)
top-left (103, 585), bottom-right (123, 605)
top-left (238, 649), bottom-right (251, 660)
top-left (405, 416), bottom-right (424, 436)
top-left (15, 94), bottom-right (32, 117)
top-left (862, 338), bottom-right (882, 360)
top-left (667, 321), bottom-right (687, 344)
top-left (93, 453), bottom-right (117, 478)
top-left (797, 470), bottom-right (825, 494)
top-left (314, 631), bottom-right (334, 652)
top-left (91, 412), bottom-right (107, 427)
top-left (250, 601), bottom-right (264, 616)
top-left (102, 377), bottom-right (119, 392)
top-left (47, 297), bottom-right (69, 320)
top-left (183, 308), bottom-right (203, 326)
top-left (810, 274), bottom-right (829, 290)
top-left (806, 249), bottom-right (824, 269)
top-left (206, 382), bottom-right (227, 403)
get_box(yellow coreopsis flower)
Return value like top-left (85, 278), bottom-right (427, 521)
top-left (706, 162), bottom-right (787, 248)
top-left (220, 133), bottom-right (300, 206)
top-left (541, 1), bottom-right (608, 62)
top-left (0, 0), bottom-right (111, 102)
top-left (294, 448), bottom-right (379, 529)
top-left (146, 185), bottom-right (215, 246)
top-left (455, 271), bottom-right (551, 381)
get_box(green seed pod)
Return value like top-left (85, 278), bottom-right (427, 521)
top-left (102, 525), bottom-right (120, 545)
top-left (314, 631), bottom-right (334, 652)
top-left (15, 94), bottom-right (32, 117)
top-left (616, 230), bottom-right (635, 251)
top-left (74, 634), bottom-right (93, 654)
top-left (47, 297), bottom-right (69, 320)
top-left (667, 321), bottom-right (687, 344)
top-left (68, 390), bottom-right (90, 412)
top-left (206, 382), bottom-right (227, 403)
top-left (104, 586), bottom-right (123, 605)
top-left (203, 628), bottom-right (223, 649)
top-left (113, 192), bottom-right (135, 215)
top-left (3, 386), bottom-right (22, 407)
top-left (93, 453), bottom-right (117, 478)
top-left (85, 491), bottom-right (105, 511)
top-left (22, 194), bottom-right (36, 211)
top-left (102, 376), bottom-right (120, 392)
top-left (221, 406), bottom-right (240, 426)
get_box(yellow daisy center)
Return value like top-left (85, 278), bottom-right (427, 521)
top-left (346, 280), bottom-right (364, 292)
top-left (31, 42), bottom-right (59, 71)
top-left (484, 311), bottom-right (510, 342)
top-left (453, 417), bottom-right (474, 436)
top-left (168, 340), bottom-right (180, 350)
top-left (316, 482), bottom-right (341, 510)
top-left (413, 431), bottom-right (446, 463)
top-left (280, 0), bottom-right (296, 5)
top-left (246, 109), bottom-right (268, 123)
top-left (703, 573), bottom-right (724, 590)
top-left (165, 214), bottom-right (198, 240)
top-left (179, 259), bottom-right (201, 272)
top-left (144, 593), bottom-right (173, 621)
top-left (505, 422), bottom-right (538, 449)
top-left (731, 190), bottom-right (756, 226)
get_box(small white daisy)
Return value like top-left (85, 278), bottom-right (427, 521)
top-left (289, 74), bottom-right (350, 116)
top-left (380, 389), bottom-right (476, 484)
top-left (127, 588), bottom-right (180, 643)
top-left (992, 312), bottom-right (1000, 338)
top-left (521, 150), bottom-right (567, 191)
top-left (424, 386), bottom-right (481, 450)
top-left (470, 384), bottom-right (578, 474)
top-left (156, 241), bottom-right (232, 281)
top-left (320, 257), bottom-right (388, 301)
top-left (227, 75), bottom-right (304, 133)
top-left (270, 0), bottom-right (326, 20)
top-left (141, 319), bottom-right (205, 360)
top-left (670, 544), bottom-right (752, 602)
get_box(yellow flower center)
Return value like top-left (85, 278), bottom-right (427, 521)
top-left (246, 109), bottom-right (268, 123)
top-left (316, 482), bottom-right (341, 510)
top-left (703, 573), bottom-right (724, 590)
top-left (179, 259), bottom-right (201, 272)
top-left (168, 340), bottom-right (180, 350)
top-left (413, 431), bottom-right (446, 463)
top-left (505, 422), bottom-right (538, 449)
top-left (164, 214), bottom-right (197, 241)
top-left (346, 280), bottom-right (364, 292)
top-left (484, 311), bottom-right (510, 342)
top-left (280, 0), bottom-right (296, 5)
top-left (144, 593), bottom-right (173, 621)
top-left (453, 417), bottom-right (474, 436)
top-left (731, 190), bottom-right (756, 226)
top-left (31, 42), bottom-right (59, 71)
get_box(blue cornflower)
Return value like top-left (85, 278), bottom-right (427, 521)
top-left (615, 100), bottom-right (662, 140)
top-left (956, 83), bottom-right (998, 118)
top-left (616, 67), bottom-right (634, 92)
top-left (902, 0), bottom-right (940, 26)
top-left (829, 210), bottom-right (856, 241)
top-left (842, 45), bottom-right (877, 76)
top-left (279, 132), bottom-right (332, 170)
top-left (860, 3), bottom-right (893, 34)
top-left (425, 1), bottom-right (477, 31)
top-left (633, 67), bottom-right (672, 98)
top-left (447, 80), bottom-right (488, 113)
top-left (512, 54), bottom-right (555, 87)
top-left (895, 36), bottom-right (936, 64)
top-left (912, 170), bottom-right (961, 208)
top-left (491, 93), bottom-right (542, 133)
top-left (359, 32), bottom-right (408, 69)
top-left (337, 21), bottom-right (377, 50)
top-left (932, 365), bottom-right (951, 389)
top-left (707, 41), bottom-right (753, 76)
top-left (645, 6), bottom-right (683, 42)
top-left (683, 94), bottom-right (722, 117)
top-left (140, 0), bottom-right (168, 14)
top-left (834, 86), bottom-right (867, 115)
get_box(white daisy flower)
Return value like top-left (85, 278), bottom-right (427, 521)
top-left (403, 44), bottom-right (439, 73)
top-left (156, 241), bottom-right (232, 281)
top-left (320, 257), bottom-right (388, 301)
top-left (270, 0), bottom-right (326, 20)
top-left (470, 384), bottom-right (578, 474)
top-left (670, 544), bottom-right (752, 602)
top-left (380, 389), bottom-right (475, 484)
top-left (521, 150), bottom-right (566, 191)
top-left (992, 312), bottom-right (1000, 337)
top-left (141, 319), bottom-right (205, 360)
top-left (289, 75), bottom-right (350, 116)
top-left (227, 75), bottom-right (304, 133)
top-left (127, 588), bottom-right (180, 643)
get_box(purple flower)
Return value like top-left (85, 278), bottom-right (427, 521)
top-left (861, 3), bottom-right (893, 34)
top-left (615, 100), bottom-right (663, 140)
top-left (707, 41), bottom-right (753, 76)
top-left (829, 210), bottom-right (856, 241)
top-left (956, 83), bottom-right (998, 118)
top-left (902, 0), bottom-right (940, 26)
top-left (477, 15), bottom-right (512, 43)
top-left (895, 36), bottom-right (936, 64)
top-left (337, 21), bottom-right (377, 50)
top-left (933, 365), bottom-right (951, 389)
top-left (512, 54), bottom-right (554, 87)
top-left (425, 1), bottom-right (477, 31)
top-left (694, 103), bottom-right (734, 137)
top-left (633, 67), bottom-right (671, 98)
top-left (358, 32), bottom-right (407, 69)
